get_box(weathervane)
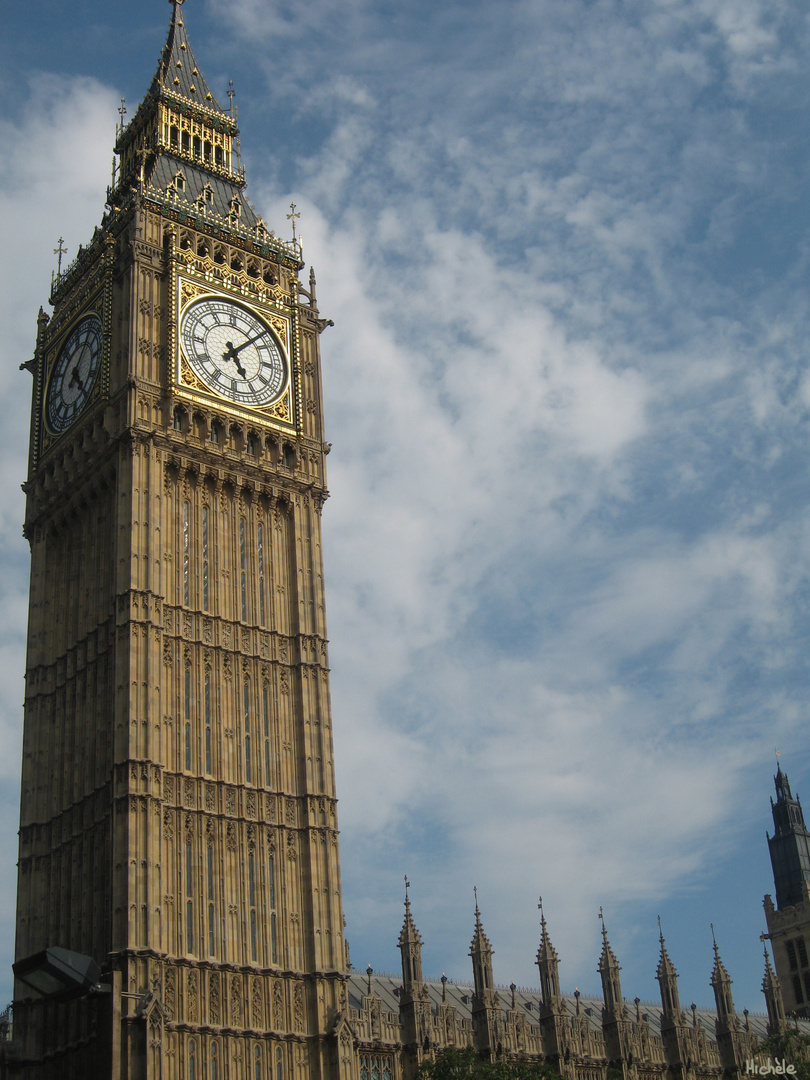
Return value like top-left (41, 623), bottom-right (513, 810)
top-left (53, 237), bottom-right (67, 286)
top-left (287, 202), bottom-right (301, 242)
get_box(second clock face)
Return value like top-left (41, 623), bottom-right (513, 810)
top-left (45, 313), bottom-right (103, 434)
top-left (180, 296), bottom-right (287, 407)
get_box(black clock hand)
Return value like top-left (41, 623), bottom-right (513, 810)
top-left (222, 345), bottom-right (248, 378)
top-left (222, 329), bottom-right (267, 375)
top-left (69, 365), bottom-right (85, 392)
top-left (228, 330), bottom-right (266, 356)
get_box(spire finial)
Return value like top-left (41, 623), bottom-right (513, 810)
top-left (228, 80), bottom-right (235, 117)
top-left (287, 201), bottom-right (301, 242)
top-left (538, 895), bottom-right (546, 928)
top-left (118, 98), bottom-right (127, 135)
top-left (474, 884), bottom-right (479, 914)
top-left (658, 914), bottom-right (664, 945)
top-left (53, 237), bottom-right (67, 283)
top-left (404, 874), bottom-right (410, 908)
top-left (599, 906), bottom-right (607, 941)
top-left (711, 922), bottom-right (719, 955)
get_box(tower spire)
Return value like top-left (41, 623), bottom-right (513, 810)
top-left (656, 916), bottom-right (682, 1022)
top-left (398, 875), bottom-right (424, 994)
top-left (536, 896), bottom-right (562, 1008)
top-left (762, 943), bottom-right (788, 1037)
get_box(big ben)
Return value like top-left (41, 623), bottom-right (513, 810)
top-left (11, 2), bottom-right (348, 1077)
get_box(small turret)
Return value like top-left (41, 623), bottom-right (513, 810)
top-left (398, 876), bottom-right (424, 995)
top-left (762, 946), bottom-right (788, 1038)
top-left (598, 909), bottom-right (626, 1021)
top-left (710, 928), bottom-right (737, 1027)
top-left (469, 889), bottom-right (502, 1061)
top-left (536, 897), bottom-right (562, 1009)
top-left (656, 918), bottom-right (683, 1023)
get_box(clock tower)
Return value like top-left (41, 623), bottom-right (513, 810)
top-left (12, 3), bottom-right (347, 1077)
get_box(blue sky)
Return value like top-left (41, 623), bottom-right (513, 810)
top-left (2, 0), bottom-right (810, 1015)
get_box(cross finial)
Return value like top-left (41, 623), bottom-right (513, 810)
top-left (775, 748), bottom-right (781, 760)
top-left (404, 875), bottom-right (410, 902)
top-left (473, 884), bottom-right (479, 913)
top-left (169, 0), bottom-right (185, 8)
top-left (53, 237), bottom-right (67, 280)
top-left (287, 201), bottom-right (301, 241)
top-left (228, 80), bottom-right (235, 116)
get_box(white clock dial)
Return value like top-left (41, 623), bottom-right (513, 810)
top-left (45, 314), bottom-right (103, 433)
top-left (180, 296), bottom-right (287, 407)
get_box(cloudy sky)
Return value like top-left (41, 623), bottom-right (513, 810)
top-left (2, 0), bottom-right (810, 1014)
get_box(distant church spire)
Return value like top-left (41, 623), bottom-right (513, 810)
top-left (762, 945), bottom-right (788, 1037)
top-left (710, 927), bottom-right (737, 1026)
top-left (536, 897), bottom-right (562, 1008)
top-left (398, 876), bottom-right (424, 994)
top-left (767, 761), bottom-right (810, 909)
top-left (656, 917), bottom-right (683, 1022)
top-left (597, 909), bottom-right (626, 1020)
top-left (470, 887), bottom-right (496, 1002)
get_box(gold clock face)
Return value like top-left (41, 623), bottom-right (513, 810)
top-left (180, 296), bottom-right (288, 407)
top-left (45, 314), bottom-right (103, 434)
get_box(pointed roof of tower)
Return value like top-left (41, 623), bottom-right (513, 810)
top-left (710, 928), bottom-right (731, 989)
top-left (597, 908), bottom-right (620, 974)
top-left (469, 888), bottom-right (493, 957)
top-left (656, 917), bottom-right (678, 981)
top-left (536, 897), bottom-right (559, 964)
top-left (762, 945), bottom-right (779, 990)
top-left (398, 877), bottom-right (423, 948)
top-left (774, 761), bottom-right (793, 802)
top-left (151, 0), bottom-right (223, 112)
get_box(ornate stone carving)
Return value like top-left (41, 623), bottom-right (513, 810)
top-left (230, 976), bottom-right (242, 1027)
top-left (252, 977), bottom-right (263, 1028)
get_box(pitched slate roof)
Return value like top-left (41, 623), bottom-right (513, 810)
top-left (151, 1), bottom-right (223, 112)
top-left (150, 156), bottom-right (261, 228)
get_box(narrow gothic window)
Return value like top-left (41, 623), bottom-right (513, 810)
top-left (249, 850), bottom-right (258, 961)
top-left (787, 940), bottom-right (799, 971)
top-left (211, 1043), bottom-right (219, 1080)
top-left (255, 1046), bottom-right (263, 1080)
top-left (271, 912), bottom-right (278, 964)
top-left (207, 843), bottom-right (215, 955)
top-left (794, 975), bottom-right (803, 1003)
top-left (204, 672), bottom-right (212, 774)
top-left (243, 680), bottom-right (252, 783)
top-left (186, 840), bottom-right (194, 952)
top-left (209, 419), bottom-right (220, 444)
top-left (182, 130), bottom-right (190, 153)
top-left (258, 522), bottom-right (266, 626)
top-left (189, 1040), bottom-right (196, 1080)
top-left (240, 517), bottom-right (248, 621)
top-left (263, 684), bottom-right (271, 785)
top-left (202, 505), bottom-right (210, 611)
top-left (183, 500), bottom-right (190, 606)
top-left (276, 1047), bottom-right (283, 1080)
top-left (184, 666), bottom-right (192, 770)
top-left (798, 938), bottom-right (808, 968)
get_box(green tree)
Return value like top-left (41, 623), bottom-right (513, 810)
top-left (417, 1046), bottom-right (566, 1080)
